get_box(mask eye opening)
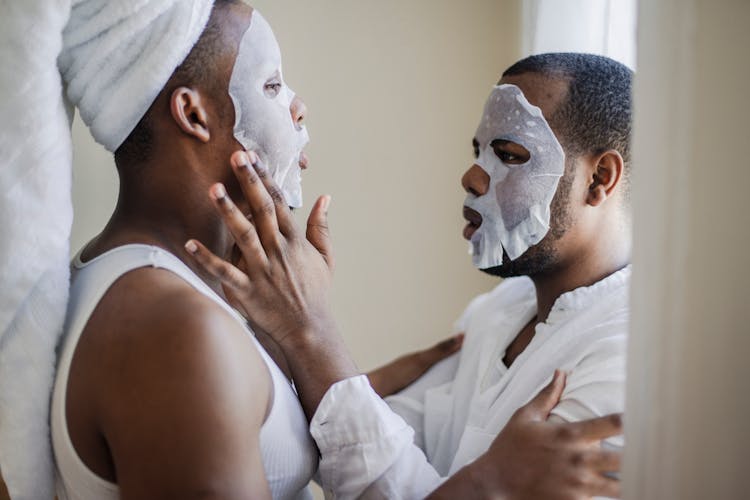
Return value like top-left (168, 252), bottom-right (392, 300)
top-left (491, 139), bottom-right (530, 166)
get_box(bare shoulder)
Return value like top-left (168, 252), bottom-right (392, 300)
top-left (81, 266), bottom-right (270, 394)
top-left (71, 266), bottom-right (272, 497)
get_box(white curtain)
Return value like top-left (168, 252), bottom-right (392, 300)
top-left (522, 0), bottom-right (637, 69)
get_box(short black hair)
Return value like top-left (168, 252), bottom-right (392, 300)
top-left (114, 0), bottom-right (240, 167)
top-left (503, 53), bottom-right (633, 188)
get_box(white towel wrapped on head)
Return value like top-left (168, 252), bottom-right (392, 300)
top-left (0, 1), bottom-right (213, 498)
top-left (61, 0), bottom-right (214, 151)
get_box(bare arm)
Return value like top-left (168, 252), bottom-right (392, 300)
top-left (367, 334), bottom-right (463, 398)
top-left (94, 282), bottom-right (272, 499)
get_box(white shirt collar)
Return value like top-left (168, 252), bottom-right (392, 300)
top-left (547, 264), bottom-right (632, 321)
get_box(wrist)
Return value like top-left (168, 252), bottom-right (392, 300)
top-left (276, 316), bottom-right (339, 354)
top-left (468, 455), bottom-right (508, 500)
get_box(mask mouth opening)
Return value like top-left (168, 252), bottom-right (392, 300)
top-left (462, 206), bottom-right (483, 240)
top-left (463, 206), bottom-right (483, 228)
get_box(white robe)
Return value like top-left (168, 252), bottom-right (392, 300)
top-left (310, 266), bottom-right (629, 498)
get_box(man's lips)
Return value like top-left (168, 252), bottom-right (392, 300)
top-left (463, 206), bottom-right (482, 240)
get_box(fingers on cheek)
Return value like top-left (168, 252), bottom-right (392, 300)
top-left (234, 161), bottom-right (260, 186)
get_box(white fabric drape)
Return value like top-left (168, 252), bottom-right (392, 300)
top-left (522, 0), bottom-right (637, 69)
top-left (0, 1), bottom-right (74, 498)
top-left (0, 1), bottom-right (213, 498)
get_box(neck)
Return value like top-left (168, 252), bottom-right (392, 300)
top-left (530, 231), bottom-right (631, 323)
top-left (85, 157), bottom-right (231, 294)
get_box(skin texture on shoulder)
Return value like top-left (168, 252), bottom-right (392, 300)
top-left (66, 266), bottom-right (272, 499)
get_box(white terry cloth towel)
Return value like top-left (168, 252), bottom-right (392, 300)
top-left (0, 1), bottom-right (213, 498)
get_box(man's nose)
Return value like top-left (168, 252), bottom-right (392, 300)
top-left (461, 164), bottom-right (490, 196)
top-left (290, 96), bottom-right (306, 130)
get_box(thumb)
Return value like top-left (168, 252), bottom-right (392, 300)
top-left (307, 195), bottom-right (335, 270)
top-left (518, 369), bottom-right (566, 422)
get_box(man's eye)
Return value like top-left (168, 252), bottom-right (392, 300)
top-left (491, 141), bottom-right (530, 165)
top-left (264, 82), bottom-right (282, 97)
top-left (498, 151), bottom-right (519, 163)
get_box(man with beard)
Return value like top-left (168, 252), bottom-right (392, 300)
top-left (387, 52), bottom-right (632, 479)
top-left (187, 52), bottom-right (630, 498)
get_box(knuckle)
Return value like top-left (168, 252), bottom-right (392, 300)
top-left (556, 425), bottom-right (575, 441)
top-left (267, 186), bottom-right (286, 205)
top-left (263, 233), bottom-right (284, 254)
top-left (569, 451), bottom-right (585, 467)
top-left (214, 262), bottom-right (230, 280)
top-left (255, 164), bottom-right (269, 178)
top-left (568, 472), bottom-right (585, 489)
top-left (258, 200), bottom-right (276, 217)
top-left (238, 227), bottom-right (256, 246)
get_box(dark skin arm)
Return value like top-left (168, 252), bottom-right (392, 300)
top-left (366, 334), bottom-right (464, 397)
top-left (187, 150), bottom-right (623, 498)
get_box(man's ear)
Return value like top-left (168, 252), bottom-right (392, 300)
top-left (586, 150), bottom-right (624, 207)
top-left (170, 86), bottom-right (211, 143)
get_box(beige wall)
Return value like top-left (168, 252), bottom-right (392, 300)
top-left (71, 0), bottom-right (518, 369)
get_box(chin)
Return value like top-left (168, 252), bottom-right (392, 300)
top-left (480, 264), bottom-right (518, 278)
top-left (479, 244), bottom-right (557, 279)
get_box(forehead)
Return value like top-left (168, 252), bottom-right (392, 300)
top-left (222, 2), bottom-right (254, 43)
top-left (240, 10), bottom-right (281, 66)
top-left (497, 72), bottom-right (569, 124)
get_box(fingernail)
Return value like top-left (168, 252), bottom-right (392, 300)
top-left (185, 240), bottom-right (198, 254)
top-left (247, 150), bottom-right (260, 165)
top-left (211, 183), bottom-right (226, 200)
top-left (232, 151), bottom-right (248, 169)
top-left (322, 195), bottom-right (331, 212)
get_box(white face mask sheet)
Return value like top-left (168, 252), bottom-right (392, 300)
top-left (465, 84), bottom-right (565, 269)
top-left (228, 12), bottom-right (309, 208)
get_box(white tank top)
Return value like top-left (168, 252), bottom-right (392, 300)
top-left (51, 245), bottom-right (318, 500)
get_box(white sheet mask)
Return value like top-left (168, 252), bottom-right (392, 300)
top-left (465, 84), bottom-right (565, 269)
top-left (228, 11), bottom-right (309, 208)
